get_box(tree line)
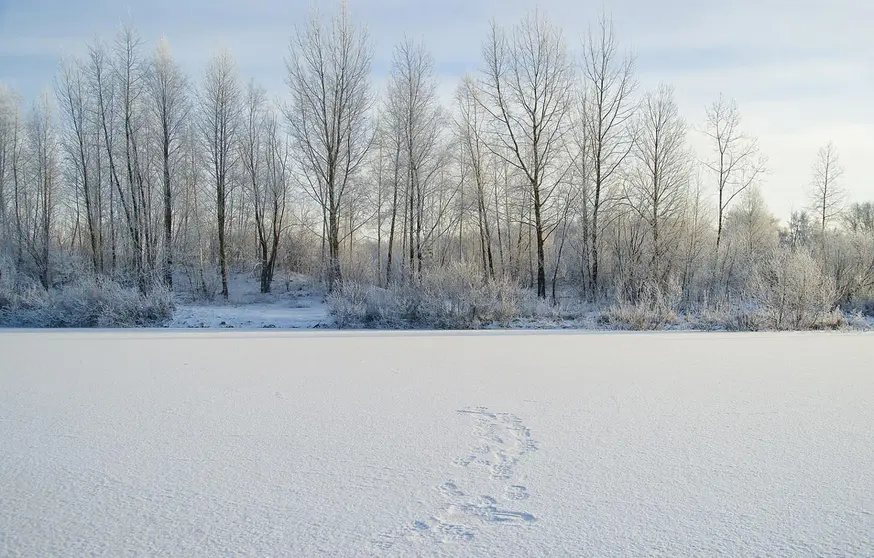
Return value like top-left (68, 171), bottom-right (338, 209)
top-left (1, 5), bottom-right (872, 317)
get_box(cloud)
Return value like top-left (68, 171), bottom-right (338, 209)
top-left (0, 0), bottom-right (871, 220)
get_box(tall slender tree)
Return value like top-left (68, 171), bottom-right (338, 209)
top-left (808, 141), bottom-right (846, 236)
top-left (149, 37), bottom-right (189, 288)
top-left (581, 13), bottom-right (637, 299)
top-left (285, 2), bottom-right (373, 293)
top-left (626, 83), bottom-right (689, 285)
top-left (385, 37), bottom-right (444, 279)
top-left (199, 49), bottom-right (241, 299)
top-left (476, 10), bottom-right (575, 298)
top-left (702, 94), bottom-right (767, 250)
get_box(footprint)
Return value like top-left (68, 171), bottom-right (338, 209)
top-left (435, 521), bottom-right (475, 542)
top-left (389, 407), bottom-right (538, 548)
top-left (415, 517), bottom-right (475, 542)
top-left (450, 497), bottom-right (537, 524)
top-left (490, 451), bottom-right (517, 479)
top-left (505, 485), bottom-right (529, 501)
top-left (437, 481), bottom-right (464, 498)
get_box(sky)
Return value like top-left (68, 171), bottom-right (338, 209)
top-left (1, 0), bottom-right (872, 222)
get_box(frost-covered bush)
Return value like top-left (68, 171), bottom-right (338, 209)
top-left (689, 302), bottom-right (763, 331)
top-left (0, 279), bottom-right (174, 328)
top-left (601, 281), bottom-right (681, 330)
top-left (0, 255), bottom-right (15, 310)
top-left (329, 263), bottom-right (523, 329)
top-left (752, 249), bottom-right (840, 330)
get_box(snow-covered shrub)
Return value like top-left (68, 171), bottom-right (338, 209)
top-left (601, 280), bottom-right (681, 330)
top-left (845, 310), bottom-right (873, 330)
top-left (327, 281), bottom-right (381, 328)
top-left (0, 279), bottom-right (174, 328)
top-left (752, 249), bottom-right (839, 330)
top-left (329, 263), bottom-right (523, 329)
top-left (690, 302), bottom-right (763, 331)
top-left (0, 255), bottom-right (15, 310)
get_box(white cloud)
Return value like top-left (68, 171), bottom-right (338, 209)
top-left (1, 0), bottom-right (871, 220)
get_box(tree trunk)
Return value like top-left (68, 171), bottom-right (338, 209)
top-left (163, 133), bottom-right (173, 289)
top-left (217, 179), bottom-right (229, 298)
top-left (532, 180), bottom-right (546, 298)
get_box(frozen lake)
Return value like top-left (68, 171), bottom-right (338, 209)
top-left (1, 330), bottom-right (873, 556)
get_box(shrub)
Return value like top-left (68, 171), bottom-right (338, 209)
top-left (328, 263), bottom-right (524, 329)
top-left (602, 281), bottom-right (681, 330)
top-left (0, 279), bottom-right (174, 328)
top-left (752, 249), bottom-right (839, 330)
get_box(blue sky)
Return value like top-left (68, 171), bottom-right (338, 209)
top-left (1, 0), bottom-right (872, 220)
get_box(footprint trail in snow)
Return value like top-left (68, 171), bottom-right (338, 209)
top-left (371, 406), bottom-right (538, 552)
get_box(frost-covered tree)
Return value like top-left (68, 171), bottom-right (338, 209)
top-left (239, 80), bottom-right (288, 293)
top-left (199, 49), bottom-right (241, 299)
top-left (626, 83), bottom-right (688, 284)
top-left (149, 38), bottom-right (189, 288)
top-left (581, 13), bottom-right (637, 299)
top-left (808, 141), bottom-right (846, 236)
top-left (285, 3), bottom-right (373, 292)
top-left (476, 10), bottom-right (575, 298)
top-left (702, 94), bottom-right (767, 250)
top-left (389, 38), bottom-right (446, 280)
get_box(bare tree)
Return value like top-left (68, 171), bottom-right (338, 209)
top-left (787, 210), bottom-right (813, 249)
top-left (581, 13), bottom-right (637, 299)
top-left (456, 75), bottom-right (495, 279)
top-left (702, 94), bottom-right (767, 250)
top-left (260, 112), bottom-right (290, 292)
top-left (677, 171), bottom-right (711, 305)
top-left (56, 56), bottom-right (102, 273)
top-left (88, 38), bottom-right (126, 274)
top-left (149, 37), bottom-right (189, 288)
top-left (724, 186), bottom-right (778, 270)
top-left (844, 202), bottom-right (874, 235)
top-left (626, 83), bottom-right (689, 284)
top-left (378, 110), bottom-right (404, 285)
top-left (239, 80), bottom-right (288, 293)
top-left (0, 86), bottom-right (17, 255)
top-left (384, 37), bottom-right (445, 280)
top-left (24, 94), bottom-right (59, 289)
top-left (808, 141), bottom-right (846, 236)
top-left (114, 26), bottom-right (155, 291)
top-left (199, 49), bottom-right (241, 299)
top-left (285, 3), bottom-right (373, 292)
top-left (476, 10), bottom-right (575, 298)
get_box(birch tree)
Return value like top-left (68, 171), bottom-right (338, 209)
top-left (114, 26), bottom-right (154, 290)
top-left (476, 10), bottom-right (575, 298)
top-left (149, 37), bottom-right (188, 288)
top-left (385, 37), bottom-right (445, 279)
top-left (240, 80), bottom-right (288, 293)
top-left (0, 87), bottom-right (18, 255)
top-left (808, 141), bottom-right (846, 236)
top-left (25, 95), bottom-right (59, 289)
top-left (199, 49), bottom-right (241, 299)
top-left (702, 94), bottom-right (767, 250)
top-left (285, 3), bottom-right (373, 292)
top-left (626, 83), bottom-right (689, 284)
top-left (456, 75), bottom-right (495, 279)
top-left (88, 39), bottom-right (125, 274)
top-left (582, 14), bottom-right (637, 299)
top-left (56, 57), bottom-right (102, 273)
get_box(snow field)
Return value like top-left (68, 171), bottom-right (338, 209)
top-left (1, 330), bottom-right (872, 556)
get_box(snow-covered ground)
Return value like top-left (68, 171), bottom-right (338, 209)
top-left (168, 273), bottom-right (331, 329)
top-left (2, 330), bottom-right (873, 556)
